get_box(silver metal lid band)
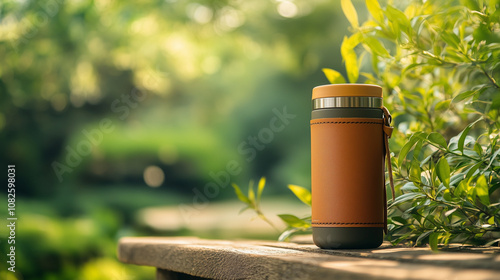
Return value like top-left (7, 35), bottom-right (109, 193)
top-left (312, 97), bottom-right (383, 109)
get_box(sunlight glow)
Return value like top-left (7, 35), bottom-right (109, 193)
top-left (277, 1), bottom-right (298, 18)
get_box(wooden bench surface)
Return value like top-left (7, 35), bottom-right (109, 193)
top-left (118, 236), bottom-right (500, 280)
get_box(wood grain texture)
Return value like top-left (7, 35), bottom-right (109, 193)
top-left (118, 237), bottom-right (500, 280)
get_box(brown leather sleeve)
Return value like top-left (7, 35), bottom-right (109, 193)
top-left (311, 118), bottom-right (384, 228)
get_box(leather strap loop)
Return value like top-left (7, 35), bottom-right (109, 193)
top-left (382, 106), bottom-right (395, 234)
top-left (382, 106), bottom-right (395, 199)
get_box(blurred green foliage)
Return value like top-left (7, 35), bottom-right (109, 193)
top-left (0, 193), bottom-right (157, 279)
top-left (0, 0), bottom-right (356, 278)
top-left (0, 0), bottom-right (354, 193)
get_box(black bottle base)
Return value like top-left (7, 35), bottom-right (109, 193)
top-left (313, 227), bottom-right (383, 249)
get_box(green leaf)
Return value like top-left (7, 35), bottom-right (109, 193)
top-left (452, 90), bottom-right (476, 103)
top-left (248, 180), bottom-right (255, 203)
top-left (364, 37), bottom-right (390, 58)
top-left (485, 148), bottom-right (500, 170)
top-left (278, 228), bottom-right (310, 242)
top-left (440, 31), bottom-right (461, 49)
top-left (458, 124), bottom-right (474, 154)
top-left (434, 99), bottom-right (451, 111)
top-left (436, 157), bottom-right (451, 188)
top-left (341, 0), bottom-right (359, 28)
top-left (398, 133), bottom-right (424, 167)
top-left (231, 183), bottom-right (251, 205)
top-left (443, 189), bottom-right (452, 201)
top-left (429, 159), bottom-right (438, 184)
top-left (340, 33), bottom-right (362, 84)
top-left (413, 140), bottom-right (424, 161)
top-left (416, 230), bottom-right (434, 246)
top-left (465, 162), bottom-right (482, 181)
top-left (427, 132), bottom-right (448, 150)
top-left (457, 118), bottom-right (482, 153)
top-left (402, 63), bottom-right (423, 75)
top-left (366, 0), bottom-right (384, 23)
top-left (444, 208), bottom-right (458, 217)
top-left (421, 154), bottom-right (433, 166)
top-left (468, 185), bottom-right (477, 203)
top-left (342, 32), bottom-right (363, 51)
top-left (429, 232), bottom-right (439, 251)
top-left (476, 175), bottom-right (490, 206)
top-left (392, 192), bottom-right (425, 206)
top-left (257, 177), bottom-right (266, 202)
top-left (449, 173), bottom-right (464, 187)
top-left (390, 216), bottom-right (408, 226)
top-left (474, 142), bottom-right (483, 156)
top-left (409, 159), bottom-right (422, 183)
top-left (386, 5), bottom-right (410, 35)
top-left (492, 135), bottom-right (499, 149)
top-left (487, 0), bottom-right (497, 14)
top-left (485, 238), bottom-right (500, 247)
top-left (400, 182), bottom-right (418, 191)
top-left (345, 51), bottom-right (358, 83)
top-left (278, 214), bottom-right (311, 228)
top-left (322, 68), bottom-right (346, 84)
top-left (455, 180), bottom-right (467, 197)
top-left (288, 184), bottom-right (312, 206)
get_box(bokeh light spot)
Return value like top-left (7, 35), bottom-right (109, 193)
top-left (143, 165), bottom-right (165, 187)
top-left (187, 4), bottom-right (213, 24)
top-left (215, 7), bottom-right (245, 32)
top-left (277, 1), bottom-right (298, 18)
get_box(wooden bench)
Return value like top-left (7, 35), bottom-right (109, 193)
top-left (118, 236), bottom-right (500, 279)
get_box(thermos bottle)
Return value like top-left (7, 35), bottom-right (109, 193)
top-left (311, 84), bottom-right (394, 249)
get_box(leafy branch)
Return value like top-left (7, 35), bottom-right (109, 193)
top-left (233, 0), bottom-right (500, 249)
top-left (231, 177), bottom-right (279, 232)
top-left (232, 178), bottom-right (312, 241)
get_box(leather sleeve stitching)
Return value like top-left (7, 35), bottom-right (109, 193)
top-left (311, 121), bottom-right (381, 125)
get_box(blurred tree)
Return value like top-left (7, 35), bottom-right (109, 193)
top-left (0, 0), bottom-right (351, 197)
